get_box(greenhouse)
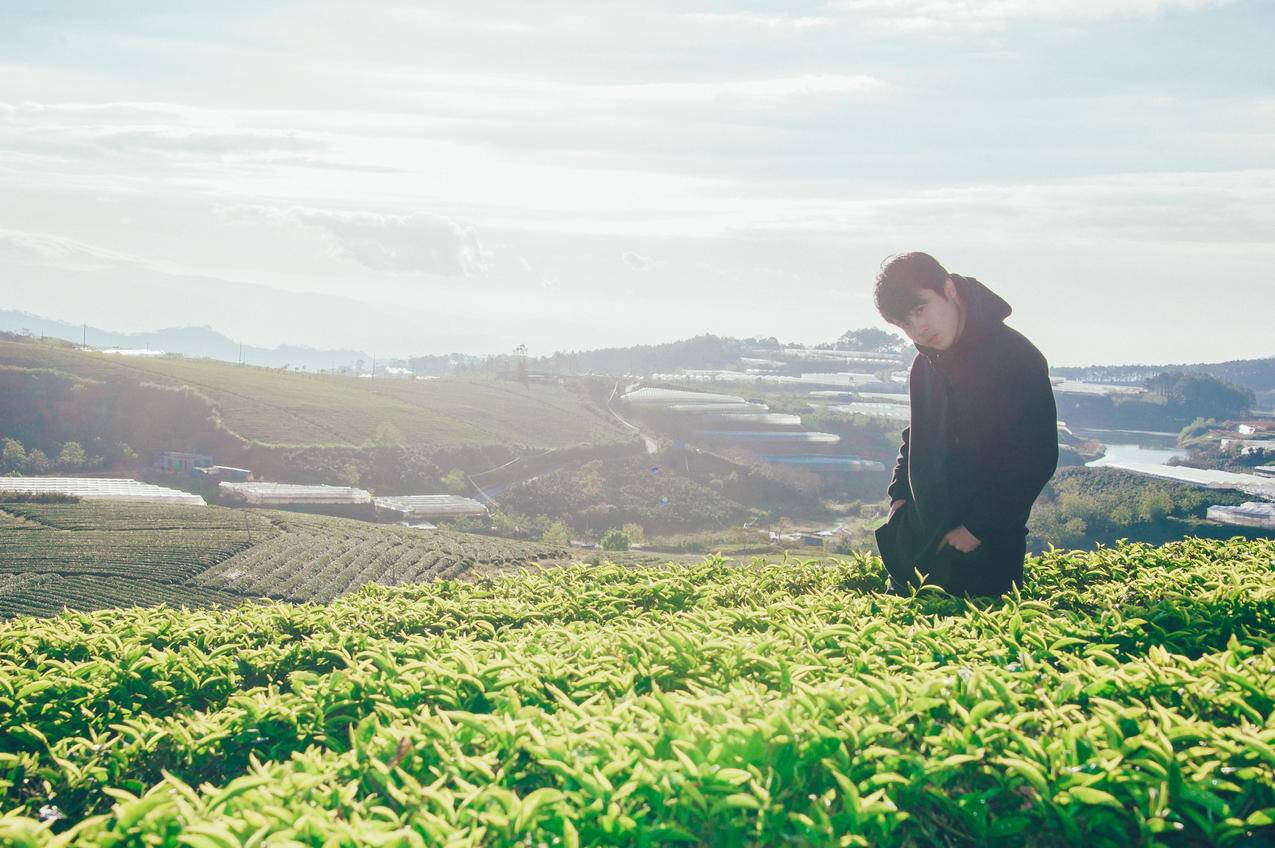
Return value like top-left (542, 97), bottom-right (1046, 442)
top-left (374, 494), bottom-right (489, 520)
top-left (219, 482), bottom-right (372, 505)
top-left (621, 387), bottom-right (750, 406)
top-left (700, 413), bottom-right (802, 426)
top-left (1206, 502), bottom-right (1275, 529)
top-left (0, 477), bottom-right (206, 505)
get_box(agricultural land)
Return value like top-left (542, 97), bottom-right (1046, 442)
top-left (0, 499), bottom-right (572, 620)
top-left (0, 535), bottom-right (1272, 845)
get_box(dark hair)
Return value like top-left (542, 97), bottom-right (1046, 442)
top-left (873, 252), bottom-right (949, 324)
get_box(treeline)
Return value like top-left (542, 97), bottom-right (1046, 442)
top-left (0, 364), bottom-right (238, 468)
top-left (1054, 371), bottom-right (1254, 431)
top-left (1051, 355), bottom-right (1275, 394)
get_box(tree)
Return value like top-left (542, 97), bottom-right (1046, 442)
top-left (1136, 488), bottom-right (1173, 524)
top-left (836, 328), bottom-right (908, 353)
top-left (621, 522), bottom-right (645, 546)
top-left (26, 449), bottom-right (50, 474)
top-left (441, 469), bottom-right (468, 495)
top-left (2, 438), bottom-right (27, 473)
top-left (541, 521), bottom-right (572, 546)
top-left (337, 462), bottom-right (361, 487)
top-left (600, 528), bottom-right (630, 551)
top-left (57, 441), bottom-right (87, 469)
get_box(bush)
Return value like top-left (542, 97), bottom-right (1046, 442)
top-left (600, 528), bottom-right (631, 551)
top-left (541, 521), bottom-right (572, 547)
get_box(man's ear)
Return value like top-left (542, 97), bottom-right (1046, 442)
top-left (943, 275), bottom-right (958, 301)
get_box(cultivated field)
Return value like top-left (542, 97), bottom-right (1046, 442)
top-left (0, 500), bottom-right (570, 619)
top-left (1, 535), bottom-right (1272, 845)
top-left (0, 340), bottom-right (632, 448)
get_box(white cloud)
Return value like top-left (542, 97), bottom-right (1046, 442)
top-left (219, 205), bottom-right (492, 276)
top-left (828, 0), bottom-right (1236, 31)
top-left (0, 227), bottom-right (149, 270)
top-left (621, 250), bottom-right (664, 271)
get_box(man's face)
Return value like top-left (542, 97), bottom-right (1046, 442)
top-left (894, 278), bottom-right (962, 350)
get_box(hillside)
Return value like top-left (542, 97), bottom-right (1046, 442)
top-left (0, 499), bottom-right (572, 619)
top-left (0, 338), bottom-right (634, 450)
top-left (0, 535), bottom-right (1271, 844)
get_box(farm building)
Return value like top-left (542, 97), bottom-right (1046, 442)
top-left (219, 482), bottom-right (372, 505)
top-left (1206, 502), bottom-right (1275, 530)
top-left (156, 451), bottom-right (213, 473)
top-left (1219, 438), bottom-right (1275, 456)
top-left (374, 495), bottom-right (489, 521)
top-left (0, 477), bottom-right (205, 505)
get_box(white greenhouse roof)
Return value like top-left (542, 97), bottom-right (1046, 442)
top-left (0, 477), bottom-right (205, 505)
top-left (622, 387), bottom-right (748, 405)
top-left (1097, 460), bottom-right (1275, 501)
top-left (374, 494), bottom-right (488, 517)
top-left (700, 413), bottom-right (802, 426)
top-left (830, 402), bottom-right (912, 422)
top-left (1206, 502), bottom-right (1275, 529)
top-left (219, 482), bottom-right (372, 504)
top-left (665, 402), bottom-right (769, 413)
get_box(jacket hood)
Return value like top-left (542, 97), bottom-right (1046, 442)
top-left (916, 274), bottom-right (1012, 365)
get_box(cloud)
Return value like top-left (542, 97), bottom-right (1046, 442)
top-left (731, 169), bottom-right (1275, 246)
top-left (621, 250), bottom-right (662, 271)
top-left (827, 0), bottom-right (1236, 32)
top-left (219, 205), bottom-right (492, 276)
top-left (0, 227), bottom-right (149, 270)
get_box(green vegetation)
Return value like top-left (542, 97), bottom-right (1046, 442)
top-left (0, 500), bottom-right (569, 619)
top-left (0, 339), bottom-right (633, 451)
top-left (599, 528), bottom-right (630, 551)
top-left (500, 455), bottom-right (760, 534)
top-left (1027, 467), bottom-right (1265, 551)
top-left (0, 536), bottom-right (1272, 845)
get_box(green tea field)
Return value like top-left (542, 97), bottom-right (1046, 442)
top-left (0, 500), bottom-right (570, 619)
top-left (1, 535), bottom-right (1272, 846)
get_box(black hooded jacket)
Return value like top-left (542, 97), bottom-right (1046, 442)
top-left (877, 274), bottom-right (1059, 578)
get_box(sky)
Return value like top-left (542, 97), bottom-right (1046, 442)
top-left (0, 0), bottom-right (1271, 366)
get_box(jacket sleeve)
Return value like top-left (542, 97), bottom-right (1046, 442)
top-left (886, 425), bottom-right (911, 502)
top-left (960, 353), bottom-right (1059, 539)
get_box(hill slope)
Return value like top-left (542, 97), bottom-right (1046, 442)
top-left (0, 338), bottom-right (633, 449)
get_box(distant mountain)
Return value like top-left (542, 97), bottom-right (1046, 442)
top-left (1051, 357), bottom-right (1275, 393)
top-left (0, 310), bottom-right (370, 371)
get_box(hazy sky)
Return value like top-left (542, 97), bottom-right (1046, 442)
top-left (1, 0), bottom-right (1272, 366)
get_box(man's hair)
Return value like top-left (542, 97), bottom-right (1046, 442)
top-left (873, 252), bottom-right (949, 325)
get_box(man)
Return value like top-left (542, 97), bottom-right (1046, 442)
top-left (872, 252), bottom-right (1059, 598)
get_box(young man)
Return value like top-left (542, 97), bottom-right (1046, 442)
top-left (872, 252), bottom-right (1059, 598)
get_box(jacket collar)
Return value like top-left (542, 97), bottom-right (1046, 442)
top-left (915, 273), bottom-right (1012, 368)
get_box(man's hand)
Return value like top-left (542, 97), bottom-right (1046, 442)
top-left (888, 498), bottom-right (906, 520)
top-left (936, 524), bottom-right (981, 554)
